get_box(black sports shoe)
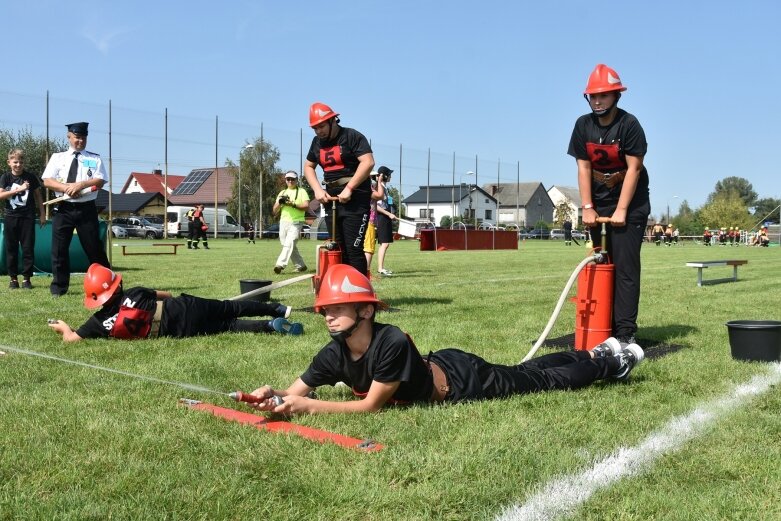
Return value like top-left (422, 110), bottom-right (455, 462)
top-left (21, 279), bottom-right (32, 289)
top-left (9, 279), bottom-right (19, 289)
top-left (274, 304), bottom-right (292, 319)
top-left (616, 335), bottom-right (637, 346)
top-left (273, 265), bottom-right (284, 274)
top-left (612, 344), bottom-right (644, 381)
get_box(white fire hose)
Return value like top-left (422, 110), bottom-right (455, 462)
top-left (520, 253), bottom-right (604, 362)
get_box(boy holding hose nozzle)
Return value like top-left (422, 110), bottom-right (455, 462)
top-left (568, 64), bottom-right (651, 345)
top-left (234, 265), bottom-right (644, 416)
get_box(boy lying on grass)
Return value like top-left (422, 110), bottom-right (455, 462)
top-left (244, 264), bottom-right (643, 415)
top-left (48, 263), bottom-right (303, 342)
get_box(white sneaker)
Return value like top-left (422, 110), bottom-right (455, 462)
top-left (612, 343), bottom-right (644, 381)
top-left (590, 337), bottom-right (622, 358)
top-left (378, 268), bottom-right (394, 276)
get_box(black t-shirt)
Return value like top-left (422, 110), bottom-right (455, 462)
top-left (301, 323), bottom-right (433, 404)
top-left (306, 127), bottom-right (372, 212)
top-left (567, 109), bottom-right (650, 211)
top-left (0, 171), bottom-right (41, 216)
top-left (76, 287), bottom-right (159, 339)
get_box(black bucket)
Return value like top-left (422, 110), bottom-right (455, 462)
top-left (725, 320), bottom-right (781, 362)
top-left (239, 279), bottom-right (272, 302)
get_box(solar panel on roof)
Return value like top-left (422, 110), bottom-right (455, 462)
top-left (172, 169), bottom-right (213, 195)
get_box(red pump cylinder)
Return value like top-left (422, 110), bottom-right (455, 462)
top-left (573, 262), bottom-right (614, 350)
top-left (313, 246), bottom-right (343, 295)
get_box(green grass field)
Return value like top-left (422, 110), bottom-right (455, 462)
top-left (1, 237), bottom-right (779, 520)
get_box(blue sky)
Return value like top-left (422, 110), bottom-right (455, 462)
top-left (4, 0), bottom-right (779, 219)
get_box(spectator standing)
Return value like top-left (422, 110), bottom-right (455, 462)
top-left (363, 171), bottom-right (385, 270)
top-left (374, 166), bottom-right (397, 276)
top-left (272, 171), bottom-right (310, 274)
top-left (304, 102), bottom-right (375, 275)
top-left (41, 122), bottom-right (110, 296)
top-left (563, 219), bottom-right (573, 246)
top-left (188, 204), bottom-right (209, 250)
top-left (1, 149), bottom-right (46, 289)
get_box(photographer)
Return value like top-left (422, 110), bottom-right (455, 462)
top-left (374, 166), bottom-right (397, 276)
top-left (272, 171), bottom-right (310, 274)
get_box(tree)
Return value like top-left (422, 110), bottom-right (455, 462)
top-left (752, 197), bottom-right (781, 224)
top-left (553, 201), bottom-right (574, 227)
top-left (224, 137), bottom-right (283, 230)
top-left (708, 176), bottom-right (758, 208)
top-left (439, 215), bottom-right (452, 228)
top-left (698, 191), bottom-right (753, 230)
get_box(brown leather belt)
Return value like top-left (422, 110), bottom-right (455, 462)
top-left (149, 301), bottom-right (164, 337)
top-left (592, 169), bottom-right (626, 189)
top-left (325, 176), bottom-right (352, 188)
top-left (429, 361), bottom-right (449, 402)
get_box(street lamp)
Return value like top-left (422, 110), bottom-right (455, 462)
top-left (459, 171), bottom-right (475, 222)
top-left (238, 144), bottom-right (253, 238)
top-left (667, 195), bottom-right (678, 224)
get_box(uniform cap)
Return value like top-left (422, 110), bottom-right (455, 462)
top-left (66, 122), bottom-right (89, 136)
top-left (377, 166), bottom-right (394, 176)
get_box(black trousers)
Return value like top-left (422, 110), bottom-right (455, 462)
top-left (3, 213), bottom-right (36, 279)
top-left (431, 349), bottom-right (619, 402)
top-left (160, 296), bottom-right (281, 337)
top-left (326, 207), bottom-right (369, 275)
top-left (589, 213), bottom-right (648, 339)
top-left (50, 201), bottom-right (110, 295)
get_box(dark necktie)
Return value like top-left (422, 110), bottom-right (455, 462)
top-left (67, 152), bottom-right (80, 183)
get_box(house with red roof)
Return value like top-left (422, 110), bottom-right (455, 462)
top-left (121, 169), bottom-right (185, 196)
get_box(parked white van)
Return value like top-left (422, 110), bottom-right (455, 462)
top-left (166, 206), bottom-right (244, 238)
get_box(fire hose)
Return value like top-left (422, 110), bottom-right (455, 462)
top-left (520, 218), bottom-right (612, 362)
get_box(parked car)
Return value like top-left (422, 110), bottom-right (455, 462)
top-left (302, 222), bottom-right (330, 240)
top-left (110, 225), bottom-right (128, 239)
top-left (111, 216), bottom-right (164, 239)
top-left (166, 206), bottom-right (243, 238)
top-left (520, 228), bottom-right (550, 239)
top-left (260, 223), bottom-right (280, 239)
top-left (551, 229), bottom-right (587, 240)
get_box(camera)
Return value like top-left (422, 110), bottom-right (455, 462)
top-left (278, 195), bottom-right (290, 205)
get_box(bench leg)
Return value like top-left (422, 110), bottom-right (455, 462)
top-left (697, 268), bottom-right (703, 287)
top-left (732, 265), bottom-right (738, 282)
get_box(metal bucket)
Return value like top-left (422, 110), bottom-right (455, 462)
top-left (238, 279), bottom-right (272, 302)
top-left (725, 320), bottom-right (781, 362)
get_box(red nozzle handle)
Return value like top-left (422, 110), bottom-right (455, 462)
top-left (230, 391), bottom-right (283, 407)
top-left (595, 217), bottom-right (611, 224)
top-left (230, 390), bottom-right (262, 403)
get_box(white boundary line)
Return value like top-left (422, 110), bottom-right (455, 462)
top-left (496, 363), bottom-right (781, 521)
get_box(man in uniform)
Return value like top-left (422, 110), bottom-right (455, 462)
top-left (42, 122), bottom-right (110, 296)
top-left (304, 102), bottom-right (375, 275)
top-left (188, 204), bottom-right (209, 249)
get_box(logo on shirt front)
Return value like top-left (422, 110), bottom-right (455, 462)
top-left (340, 277), bottom-right (370, 294)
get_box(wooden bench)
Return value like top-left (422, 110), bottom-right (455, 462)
top-left (120, 243), bottom-right (185, 256)
top-left (686, 260), bottom-right (748, 287)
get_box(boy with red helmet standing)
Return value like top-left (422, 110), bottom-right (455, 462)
top-left (568, 64), bottom-right (651, 345)
top-left (304, 103), bottom-right (375, 275)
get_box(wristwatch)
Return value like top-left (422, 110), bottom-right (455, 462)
top-left (582, 203), bottom-right (594, 210)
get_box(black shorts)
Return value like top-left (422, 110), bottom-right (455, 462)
top-left (376, 215), bottom-right (394, 244)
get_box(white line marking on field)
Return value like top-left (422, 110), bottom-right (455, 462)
top-left (496, 363), bottom-right (781, 521)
